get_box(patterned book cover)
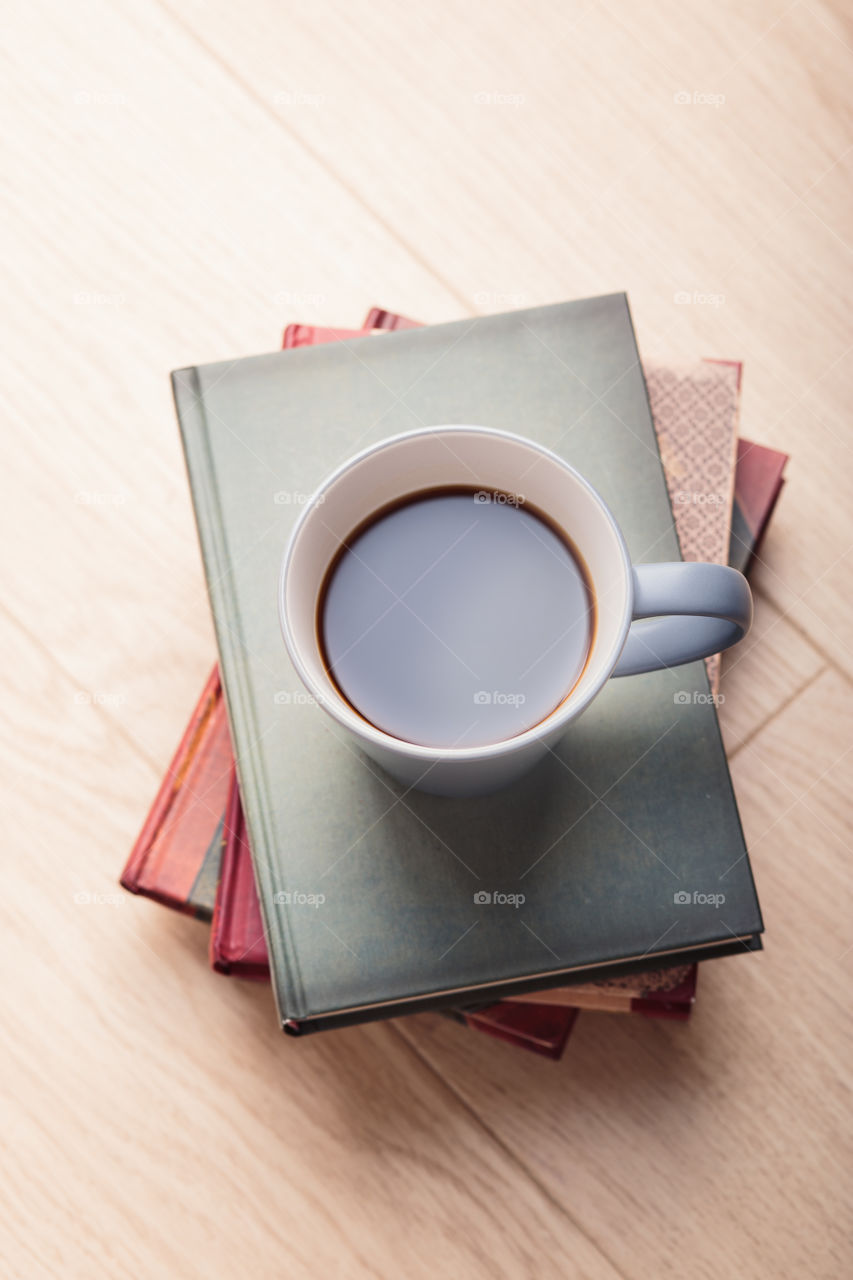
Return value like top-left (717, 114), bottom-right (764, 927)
top-left (503, 964), bottom-right (697, 1019)
top-left (120, 666), bottom-right (230, 918)
top-left (645, 358), bottom-right (740, 695)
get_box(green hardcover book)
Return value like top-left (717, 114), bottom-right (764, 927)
top-left (173, 295), bottom-right (763, 1035)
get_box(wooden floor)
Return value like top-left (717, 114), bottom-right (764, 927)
top-left (3, 1), bottom-right (851, 1276)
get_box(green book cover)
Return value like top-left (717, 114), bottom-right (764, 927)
top-left (173, 295), bottom-right (763, 1034)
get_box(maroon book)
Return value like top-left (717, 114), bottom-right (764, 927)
top-left (282, 323), bottom-right (375, 348)
top-left (209, 770), bottom-right (269, 979)
top-left (120, 666), bottom-right (230, 919)
top-left (729, 438), bottom-right (788, 573)
top-left (461, 1002), bottom-right (579, 1059)
top-left (631, 967), bottom-right (697, 1020)
top-left (362, 307), bottom-right (421, 330)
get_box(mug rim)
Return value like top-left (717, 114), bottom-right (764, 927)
top-left (279, 424), bottom-right (635, 764)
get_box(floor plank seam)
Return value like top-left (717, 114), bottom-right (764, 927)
top-left (390, 1022), bottom-right (631, 1280)
top-left (153, 0), bottom-right (475, 317)
top-left (724, 663), bottom-right (828, 758)
top-left (750, 585), bottom-right (851, 680)
top-left (0, 600), bottom-right (164, 779)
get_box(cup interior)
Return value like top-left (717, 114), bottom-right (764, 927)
top-left (281, 426), bottom-right (633, 756)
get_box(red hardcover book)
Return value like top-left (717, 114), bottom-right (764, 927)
top-left (362, 307), bottom-right (421, 330)
top-left (209, 770), bottom-right (269, 978)
top-left (462, 1002), bottom-right (579, 1059)
top-left (120, 666), bottom-right (230, 918)
top-left (283, 323), bottom-right (374, 348)
top-left (729, 438), bottom-right (788, 573)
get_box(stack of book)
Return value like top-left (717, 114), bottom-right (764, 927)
top-left (122, 297), bottom-right (787, 1059)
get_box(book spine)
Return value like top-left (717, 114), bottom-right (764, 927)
top-left (120, 663), bottom-right (220, 894)
top-left (172, 367), bottom-right (306, 1026)
top-left (362, 307), bottom-right (421, 330)
top-left (285, 935), bottom-right (758, 1034)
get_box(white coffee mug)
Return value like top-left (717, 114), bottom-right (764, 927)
top-left (279, 426), bottom-right (752, 796)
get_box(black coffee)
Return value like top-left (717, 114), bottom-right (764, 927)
top-left (319, 487), bottom-right (594, 748)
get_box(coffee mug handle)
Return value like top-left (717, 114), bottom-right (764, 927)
top-left (611, 562), bottom-right (753, 677)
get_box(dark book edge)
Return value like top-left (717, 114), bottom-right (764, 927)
top-left (209, 769), bottom-right (239, 974)
top-left (464, 1003), bottom-right (579, 1060)
top-left (728, 438), bottom-right (788, 574)
top-left (186, 818), bottom-right (225, 921)
top-left (172, 367), bottom-right (302, 1032)
top-left (282, 935), bottom-right (760, 1035)
top-left (210, 770), bottom-right (271, 979)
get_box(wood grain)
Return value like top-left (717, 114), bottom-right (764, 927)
top-left (398, 670), bottom-right (853, 1280)
top-left (2, 0), bottom-right (851, 1275)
